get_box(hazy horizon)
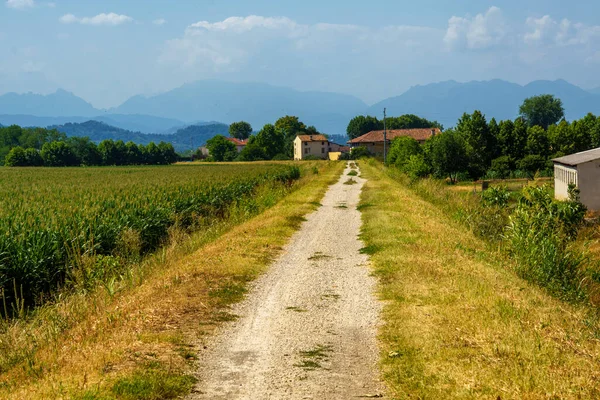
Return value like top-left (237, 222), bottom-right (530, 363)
top-left (2, 0), bottom-right (600, 108)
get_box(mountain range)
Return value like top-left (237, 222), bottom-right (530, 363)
top-left (369, 79), bottom-right (600, 128)
top-left (1, 79), bottom-right (600, 139)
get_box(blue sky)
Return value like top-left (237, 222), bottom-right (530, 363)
top-left (2, 0), bottom-right (600, 108)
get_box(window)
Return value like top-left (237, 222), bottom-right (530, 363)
top-left (321, 148), bottom-right (325, 154)
top-left (322, 141), bottom-right (325, 145)
top-left (304, 148), bottom-right (308, 154)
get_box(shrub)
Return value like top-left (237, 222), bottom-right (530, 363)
top-left (517, 155), bottom-right (546, 178)
top-left (481, 186), bottom-right (511, 207)
top-left (349, 146), bottom-right (370, 159)
top-left (489, 156), bottom-right (514, 179)
top-left (505, 185), bottom-right (587, 300)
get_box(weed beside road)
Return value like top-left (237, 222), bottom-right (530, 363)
top-left (359, 161), bottom-right (600, 398)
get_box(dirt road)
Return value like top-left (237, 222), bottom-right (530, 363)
top-left (190, 163), bottom-right (383, 399)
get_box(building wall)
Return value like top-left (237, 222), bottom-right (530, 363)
top-left (294, 137), bottom-right (328, 160)
top-left (328, 152), bottom-right (342, 161)
top-left (577, 160), bottom-right (600, 210)
top-left (554, 164), bottom-right (578, 200)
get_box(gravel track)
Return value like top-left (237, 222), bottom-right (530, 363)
top-left (190, 163), bottom-right (384, 399)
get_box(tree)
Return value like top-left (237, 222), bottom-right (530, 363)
top-left (41, 141), bottom-right (79, 167)
top-left (229, 121), bottom-right (253, 140)
top-left (387, 136), bottom-right (422, 166)
top-left (525, 125), bottom-right (550, 158)
top-left (519, 94), bottom-right (565, 129)
top-left (67, 137), bottom-right (101, 166)
top-left (23, 148), bottom-right (43, 166)
top-left (386, 114), bottom-right (442, 130)
top-left (158, 141), bottom-right (178, 165)
top-left (346, 116), bottom-right (382, 140)
top-left (238, 137), bottom-right (267, 161)
top-left (254, 124), bottom-right (285, 160)
top-left (455, 111), bottom-right (494, 179)
top-left (206, 135), bottom-right (237, 162)
top-left (4, 146), bottom-right (27, 166)
top-left (124, 141), bottom-right (142, 165)
top-left (274, 116), bottom-right (307, 158)
top-left (98, 140), bottom-right (119, 166)
top-left (427, 129), bottom-right (468, 183)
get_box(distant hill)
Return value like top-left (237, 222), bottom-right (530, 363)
top-left (328, 134), bottom-right (349, 145)
top-left (589, 87), bottom-right (600, 95)
top-left (0, 114), bottom-right (186, 134)
top-left (90, 114), bottom-right (186, 134)
top-left (369, 79), bottom-right (600, 129)
top-left (0, 90), bottom-right (97, 117)
top-left (113, 80), bottom-right (367, 135)
top-left (51, 120), bottom-right (229, 151)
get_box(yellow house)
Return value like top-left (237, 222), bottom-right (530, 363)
top-left (294, 135), bottom-right (330, 160)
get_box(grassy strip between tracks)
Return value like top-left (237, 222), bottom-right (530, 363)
top-left (0, 161), bottom-right (344, 400)
top-left (358, 161), bottom-right (600, 399)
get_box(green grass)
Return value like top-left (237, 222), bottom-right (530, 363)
top-left (111, 368), bottom-right (196, 400)
top-left (344, 178), bottom-right (357, 185)
top-left (358, 161), bottom-right (600, 398)
top-left (347, 170), bottom-right (358, 176)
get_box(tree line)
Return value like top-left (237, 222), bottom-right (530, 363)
top-left (379, 95), bottom-right (600, 182)
top-left (204, 116), bottom-right (324, 162)
top-left (1, 125), bottom-right (177, 167)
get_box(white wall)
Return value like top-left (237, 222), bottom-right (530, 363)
top-left (554, 164), bottom-right (577, 200)
top-left (577, 160), bottom-right (600, 210)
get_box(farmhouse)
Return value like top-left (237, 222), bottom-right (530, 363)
top-left (225, 137), bottom-right (248, 152)
top-left (553, 147), bottom-right (600, 210)
top-left (294, 135), bottom-right (348, 160)
top-left (348, 128), bottom-right (441, 155)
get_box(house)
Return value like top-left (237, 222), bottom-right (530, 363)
top-left (294, 135), bottom-right (348, 160)
top-left (225, 137), bottom-right (248, 153)
top-left (553, 147), bottom-right (600, 210)
top-left (348, 128), bottom-right (441, 155)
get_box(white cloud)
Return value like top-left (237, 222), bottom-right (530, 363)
top-left (59, 13), bottom-right (133, 26)
top-left (162, 15), bottom-right (441, 71)
top-left (153, 18), bottom-right (167, 26)
top-left (188, 16), bottom-right (299, 34)
top-left (5, 0), bottom-right (34, 9)
top-left (525, 16), bottom-right (600, 47)
top-left (444, 6), bottom-right (508, 50)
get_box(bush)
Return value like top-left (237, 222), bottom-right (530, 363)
top-left (349, 146), bottom-right (370, 159)
top-left (489, 156), bottom-right (514, 179)
top-left (404, 154), bottom-right (430, 180)
top-left (4, 146), bottom-right (27, 167)
top-left (481, 186), bottom-right (511, 207)
top-left (517, 155), bottom-right (546, 178)
top-left (505, 185), bottom-right (587, 300)
top-left (272, 153), bottom-right (290, 161)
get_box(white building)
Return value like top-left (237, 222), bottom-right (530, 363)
top-left (553, 148), bottom-right (600, 210)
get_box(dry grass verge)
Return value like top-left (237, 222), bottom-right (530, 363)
top-left (0, 161), bottom-right (344, 399)
top-left (359, 161), bottom-right (600, 399)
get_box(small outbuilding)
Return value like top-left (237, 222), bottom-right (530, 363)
top-left (553, 147), bottom-right (600, 210)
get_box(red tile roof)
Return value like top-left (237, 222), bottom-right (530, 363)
top-left (226, 137), bottom-right (249, 146)
top-left (297, 134), bottom-right (328, 142)
top-left (349, 128), bottom-right (441, 144)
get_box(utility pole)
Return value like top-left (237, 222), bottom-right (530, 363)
top-left (383, 107), bottom-right (387, 165)
top-left (190, 136), bottom-right (194, 162)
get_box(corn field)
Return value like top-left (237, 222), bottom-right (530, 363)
top-left (0, 163), bottom-right (302, 314)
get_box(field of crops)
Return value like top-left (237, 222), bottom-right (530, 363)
top-left (0, 163), bottom-right (303, 313)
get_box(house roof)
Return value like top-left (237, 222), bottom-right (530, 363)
top-left (297, 134), bottom-right (328, 142)
top-left (553, 147), bottom-right (600, 167)
top-left (226, 137), bottom-right (249, 146)
top-left (348, 128), bottom-right (441, 144)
